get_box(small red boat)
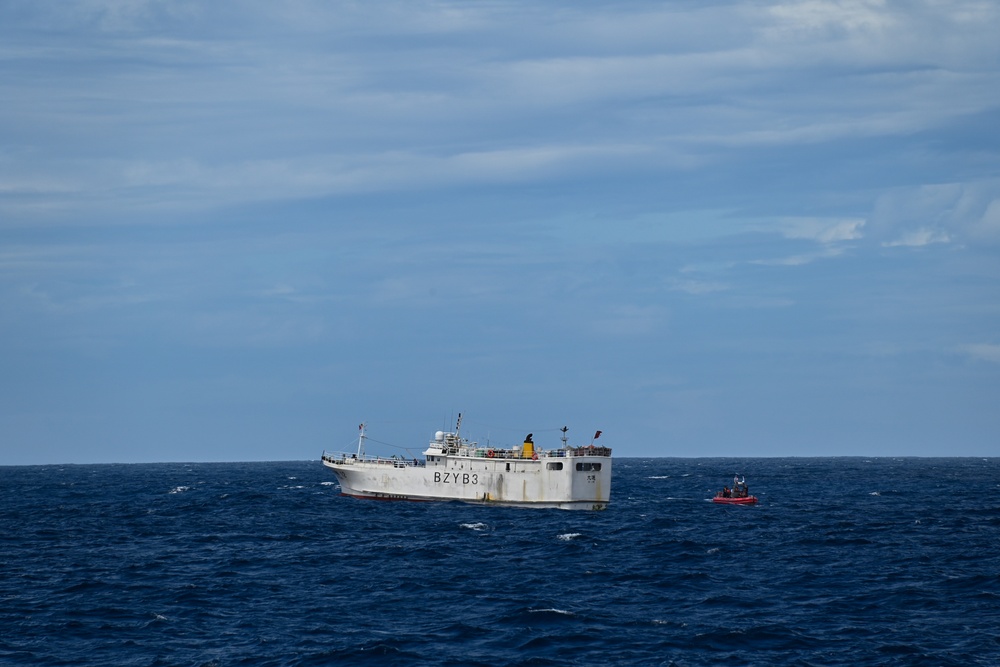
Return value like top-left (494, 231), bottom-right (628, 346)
top-left (714, 475), bottom-right (756, 504)
top-left (713, 495), bottom-right (758, 505)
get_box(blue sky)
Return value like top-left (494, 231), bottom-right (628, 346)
top-left (2, 0), bottom-right (999, 464)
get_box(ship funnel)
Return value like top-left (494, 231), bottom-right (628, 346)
top-left (522, 433), bottom-right (534, 459)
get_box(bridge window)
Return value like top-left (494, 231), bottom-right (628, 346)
top-left (546, 462), bottom-right (563, 471)
top-left (575, 462), bottom-right (602, 472)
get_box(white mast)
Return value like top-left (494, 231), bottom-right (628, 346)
top-left (356, 423), bottom-right (366, 458)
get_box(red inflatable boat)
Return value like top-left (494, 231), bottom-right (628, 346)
top-left (713, 495), bottom-right (758, 505)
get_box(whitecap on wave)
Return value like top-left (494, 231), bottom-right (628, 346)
top-left (461, 522), bottom-right (489, 531)
top-left (870, 491), bottom-right (881, 496)
top-left (168, 486), bottom-right (190, 494)
top-left (529, 608), bottom-right (574, 616)
top-left (320, 481), bottom-right (336, 486)
top-left (648, 475), bottom-right (669, 479)
top-left (557, 533), bottom-right (582, 541)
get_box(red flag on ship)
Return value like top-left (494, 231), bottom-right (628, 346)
top-left (594, 430), bottom-right (602, 440)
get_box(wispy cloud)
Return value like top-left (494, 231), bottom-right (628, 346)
top-left (772, 218), bottom-right (866, 243)
top-left (870, 179), bottom-right (1000, 247)
top-left (750, 247), bottom-right (849, 266)
top-left (668, 279), bottom-right (730, 296)
top-left (882, 228), bottom-right (951, 247)
top-left (958, 343), bottom-right (1000, 364)
top-left (3, 1), bottom-right (998, 225)
top-left (587, 305), bottom-right (667, 337)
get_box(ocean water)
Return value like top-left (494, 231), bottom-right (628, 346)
top-left (2, 458), bottom-right (998, 666)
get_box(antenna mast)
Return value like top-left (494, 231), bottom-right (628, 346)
top-left (357, 423), bottom-right (366, 458)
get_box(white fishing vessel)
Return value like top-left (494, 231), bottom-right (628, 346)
top-left (321, 415), bottom-right (612, 510)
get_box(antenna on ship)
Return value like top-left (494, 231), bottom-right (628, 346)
top-left (357, 423), bottom-right (367, 459)
top-left (561, 426), bottom-right (569, 448)
top-left (455, 413), bottom-right (463, 440)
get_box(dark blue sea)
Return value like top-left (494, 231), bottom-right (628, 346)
top-left (2, 458), bottom-right (999, 666)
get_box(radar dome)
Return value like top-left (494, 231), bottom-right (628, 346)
top-left (435, 431), bottom-right (445, 442)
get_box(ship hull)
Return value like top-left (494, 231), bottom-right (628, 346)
top-left (712, 495), bottom-right (758, 505)
top-left (323, 454), bottom-right (610, 510)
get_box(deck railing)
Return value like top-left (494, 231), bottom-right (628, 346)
top-left (321, 452), bottom-right (424, 467)
top-left (322, 445), bottom-right (612, 466)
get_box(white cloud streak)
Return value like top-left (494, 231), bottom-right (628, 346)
top-left (2, 0), bottom-right (997, 221)
top-left (959, 343), bottom-right (1000, 363)
top-left (871, 179), bottom-right (1000, 247)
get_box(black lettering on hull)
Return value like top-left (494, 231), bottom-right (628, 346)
top-left (433, 471), bottom-right (480, 485)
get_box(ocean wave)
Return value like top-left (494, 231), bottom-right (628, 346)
top-left (527, 607), bottom-right (576, 618)
top-left (2, 458), bottom-right (998, 667)
top-left (460, 522), bottom-right (489, 531)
